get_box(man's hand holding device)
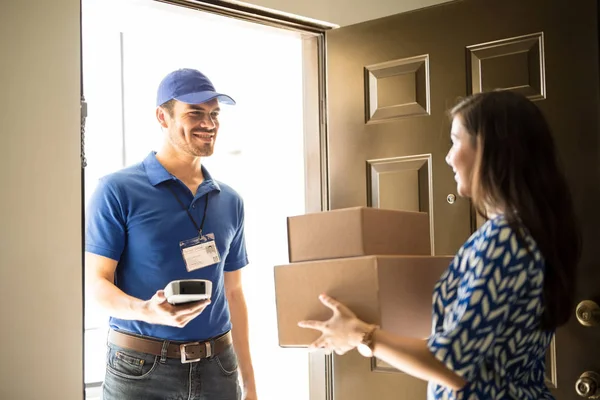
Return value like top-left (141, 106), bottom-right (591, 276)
top-left (141, 279), bottom-right (213, 328)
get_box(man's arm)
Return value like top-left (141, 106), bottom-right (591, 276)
top-left (85, 252), bottom-right (145, 320)
top-left (225, 269), bottom-right (256, 398)
top-left (85, 252), bottom-right (210, 327)
top-left (85, 179), bottom-right (210, 327)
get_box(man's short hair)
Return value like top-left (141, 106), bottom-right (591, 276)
top-left (159, 99), bottom-right (176, 117)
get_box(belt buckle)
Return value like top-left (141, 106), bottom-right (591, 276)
top-left (179, 341), bottom-right (212, 363)
top-left (180, 342), bottom-right (201, 364)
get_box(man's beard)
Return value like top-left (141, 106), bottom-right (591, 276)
top-left (172, 128), bottom-right (216, 157)
top-left (190, 129), bottom-right (215, 156)
top-left (190, 142), bottom-right (214, 157)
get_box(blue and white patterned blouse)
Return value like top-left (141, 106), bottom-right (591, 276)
top-left (427, 215), bottom-right (555, 399)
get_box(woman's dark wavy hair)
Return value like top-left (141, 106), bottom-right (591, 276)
top-left (450, 90), bottom-right (580, 330)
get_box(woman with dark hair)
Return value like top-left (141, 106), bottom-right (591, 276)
top-left (298, 90), bottom-right (580, 399)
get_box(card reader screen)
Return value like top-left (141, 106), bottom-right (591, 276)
top-left (179, 281), bottom-right (206, 294)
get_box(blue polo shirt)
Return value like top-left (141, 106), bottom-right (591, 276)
top-left (85, 151), bottom-right (249, 342)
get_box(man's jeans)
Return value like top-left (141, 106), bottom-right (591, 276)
top-left (102, 341), bottom-right (242, 400)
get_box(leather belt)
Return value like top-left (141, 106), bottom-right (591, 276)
top-left (108, 329), bottom-right (233, 364)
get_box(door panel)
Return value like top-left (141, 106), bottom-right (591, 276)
top-left (325, 0), bottom-right (600, 398)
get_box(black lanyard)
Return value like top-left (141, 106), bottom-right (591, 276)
top-left (166, 184), bottom-right (209, 236)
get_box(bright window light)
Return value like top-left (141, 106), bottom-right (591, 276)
top-left (83, 1), bottom-right (309, 398)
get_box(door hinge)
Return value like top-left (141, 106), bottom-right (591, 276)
top-left (81, 96), bottom-right (88, 168)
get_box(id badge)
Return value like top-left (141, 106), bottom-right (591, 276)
top-left (180, 233), bottom-right (221, 272)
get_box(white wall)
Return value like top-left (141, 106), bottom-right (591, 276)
top-left (0, 1), bottom-right (83, 399)
top-left (231, 0), bottom-right (454, 27)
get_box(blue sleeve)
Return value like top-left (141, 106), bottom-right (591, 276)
top-left (224, 197), bottom-right (249, 272)
top-left (427, 223), bottom-right (529, 381)
top-left (85, 177), bottom-right (127, 261)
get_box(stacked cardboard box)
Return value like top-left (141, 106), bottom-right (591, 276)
top-left (274, 207), bottom-right (453, 347)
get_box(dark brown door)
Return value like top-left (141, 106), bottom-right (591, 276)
top-left (324, 0), bottom-right (600, 398)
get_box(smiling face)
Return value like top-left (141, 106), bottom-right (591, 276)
top-left (445, 115), bottom-right (477, 197)
top-left (157, 98), bottom-right (221, 158)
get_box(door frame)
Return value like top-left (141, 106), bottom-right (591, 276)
top-left (79, 0), bottom-right (333, 398)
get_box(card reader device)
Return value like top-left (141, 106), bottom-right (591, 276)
top-left (164, 279), bottom-right (212, 305)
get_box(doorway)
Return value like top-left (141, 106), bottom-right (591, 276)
top-left (82, 0), bottom-right (322, 398)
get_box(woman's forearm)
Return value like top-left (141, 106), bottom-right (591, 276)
top-left (371, 329), bottom-right (467, 391)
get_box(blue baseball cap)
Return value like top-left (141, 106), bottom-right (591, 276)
top-left (156, 68), bottom-right (236, 107)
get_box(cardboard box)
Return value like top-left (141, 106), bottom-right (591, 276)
top-left (274, 255), bottom-right (452, 347)
top-left (287, 207), bottom-right (431, 263)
